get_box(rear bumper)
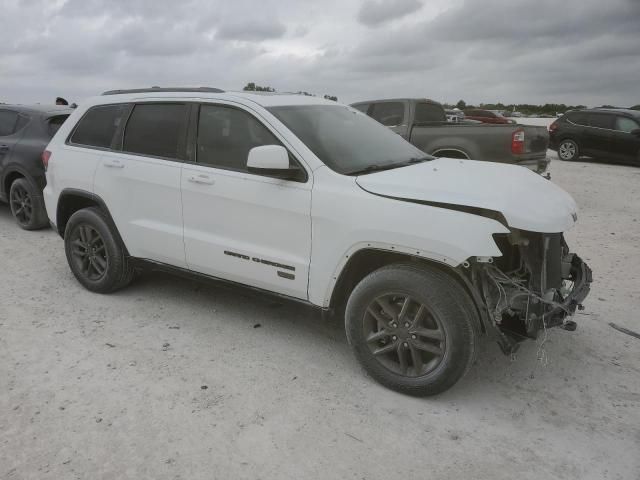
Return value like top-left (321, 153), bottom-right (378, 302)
top-left (516, 156), bottom-right (551, 174)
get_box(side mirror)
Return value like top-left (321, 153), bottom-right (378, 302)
top-left (247, 145), bottom-right (302, 180)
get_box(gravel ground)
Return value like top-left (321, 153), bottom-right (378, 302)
top-left (1, 153), bottom-right (639, 480)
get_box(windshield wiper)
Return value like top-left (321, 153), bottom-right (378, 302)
top-left (346, 156), bottom-right (432, 176)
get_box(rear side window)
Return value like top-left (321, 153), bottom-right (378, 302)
top-left (0, 110), bottom-right (19, 136)
top-left (123, 103), bottom-right (188, 160)
top-left (415, 103), bottom-right (446, 123)
top-left (588, 113), bottom-right (614, 130)
top-left (47, 115), bottom-right (69, 137)
top-left (566, 111), bottom-right (588, 125)
top-left (70, 104), bottom-right (128, 148)
top-left (196, 104), bottom-right (281, 171)
top-left (615, 116), bottom-right (639, 133)
top-left (369, 102), bottom-right (405, 126)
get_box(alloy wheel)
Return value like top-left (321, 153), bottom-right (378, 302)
top-left (363, 294), bottom-right (446, 376)
top-left (559, 141), bottom-right (576, 160)
top-left (69, 224), bottom-right (108, 281)
top-left (9, 184), bottom-right (33, 225)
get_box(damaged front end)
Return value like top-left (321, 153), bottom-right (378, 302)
top-left (469, 230), bottom-right (592, 354)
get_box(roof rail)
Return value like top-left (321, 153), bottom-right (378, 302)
top-left (101, 87), bottom-right (225, 96)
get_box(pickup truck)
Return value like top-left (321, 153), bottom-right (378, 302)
top-left (351, 98), bottom-right (550, 173)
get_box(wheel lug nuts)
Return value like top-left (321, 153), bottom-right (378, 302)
top-left (403, 342), bottom-right (408, 347)
top-left (404, 322), bottom-right (410, 328)
top-left (391, 323), bottom-right (397, 328)
top-left (392, 336), bottom-right (397, 341)
top-left (411, 334), bottom-right (417, 339)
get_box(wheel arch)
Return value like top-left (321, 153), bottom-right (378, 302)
top-left (327, 247), bottom-right (487, 333)
top-left (430, 147), bottom-right (470, 159)
top-left (55, 189), bottom-right (130, 256)
top-left (2, 165), bottom-right (39, 198)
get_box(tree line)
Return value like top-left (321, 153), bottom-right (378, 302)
top-left (447, 99), bottom-right (640, 115)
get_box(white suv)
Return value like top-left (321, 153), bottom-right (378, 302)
top-left (44, 87), bottom-right (591, 396)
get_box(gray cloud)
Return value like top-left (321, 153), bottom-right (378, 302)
top-left (357, 0), bottom-right (423, 27)
top-left (0, 0), bottom-right (639, 108)
top-left (216, 20), bottom-right (287, 41)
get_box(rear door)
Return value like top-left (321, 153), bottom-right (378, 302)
top-left (93, 102), bottom-right (189, 267)
top-left (180, 102), bottom-right (312, 299)
top-left (611, 116), bottom-right (640, 162)
top-left (584, 113), bottom-right (614, 155)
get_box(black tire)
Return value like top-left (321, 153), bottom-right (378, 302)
top-left (345, 263), bottom-right (477, 396)
top-left (557, 138), bottom-right (579, 161)
top-left (64, 207), bottom-right (134, 293)
top-left (8, 177), bottom-right (48, 230)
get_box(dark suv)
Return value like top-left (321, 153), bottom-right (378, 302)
top-left (0, 105), bottom-right (71, 229)
top-left (549, 108), bottom-right (640, 164)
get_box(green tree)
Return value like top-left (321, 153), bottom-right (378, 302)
top-left (455, 99), bottom-right (466, 109)
top-left (323, 94), bottom-right (338, 101)
top-left (243, 82), bottom-right (275, 92)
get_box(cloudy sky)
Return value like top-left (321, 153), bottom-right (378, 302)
top-left (1, 0), bottom-right (639, 107)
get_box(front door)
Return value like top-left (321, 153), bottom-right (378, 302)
top-left (181, 103), bottom-right (312, 299)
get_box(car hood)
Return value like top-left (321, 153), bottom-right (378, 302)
top-left (355, 159), bottom-right (578, 233)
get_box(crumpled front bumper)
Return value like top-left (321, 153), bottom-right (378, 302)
top-left (545, 253), bottom-right (593, 328)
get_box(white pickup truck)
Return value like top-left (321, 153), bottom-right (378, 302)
top-left (43, 88), bottom-right (591, 396)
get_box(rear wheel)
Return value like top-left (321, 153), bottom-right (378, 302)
top-left (64, 207), bottom-right (134, 293)
top-left (9, 178), bottom-right (48, 230)
top-left (345, 264), bottom-right (477, 396)
top-left (558, 138), bottom-right (579, 161)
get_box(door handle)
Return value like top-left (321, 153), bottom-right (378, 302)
top-left (104, 159), bottom-right (124, 168)
top-left (188, 174), bottom-right (215, 185)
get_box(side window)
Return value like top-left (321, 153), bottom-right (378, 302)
top-left (70, 104), bottom-right (128, 148)
top-left (196, 105), bottom-right (281, 171)
top-left (123, 103), bottom-right (188, 160)
top-left (0, 110), bottom-right (19, 136)
top-left (369, 102), bottom-right (405, 126)
top-left (566, 112), bottom-right (588, 125)
top-left (615, 116), bottom-right (639, 133)
top-left (352, 103), bottom-right (370, 114)
top-left (588, 113), bottom-right (614, 130)
top-left (47, 115), bottom-right (69, 137)
top-left (415, 103), bottom-right (446, 123)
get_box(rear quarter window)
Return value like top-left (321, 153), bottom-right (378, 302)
top-left (47, 115), bottom-right (69, 137)
top-left (70, 104), bottom-right (129, 148)
top-left (566, 112), bottom-right (588, 125)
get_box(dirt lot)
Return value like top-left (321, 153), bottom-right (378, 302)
top-left (1, 154), bottom-right (639, 480)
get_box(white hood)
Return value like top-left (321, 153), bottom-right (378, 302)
top-left (356, 159), bottom-right (578, 233)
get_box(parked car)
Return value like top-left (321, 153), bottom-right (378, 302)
top-left (351, 98), bottom-right (549, 173)
top-left (0, 105), bottom-right (71, 229)
top-left (549, 108), bottom-right (640, 164)
top-left (43, 87), bottom-right (591, 396)
top-left (463, 109), bottom-right (515, 124)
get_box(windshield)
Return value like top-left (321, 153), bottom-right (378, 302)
top-left (267, 105), bottom-right (431, 175)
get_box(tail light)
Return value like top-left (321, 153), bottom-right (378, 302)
top-left (511, 129), bottom-right (525, 154)
top-left (549, 120), bottom-right (559, 133)
top-left (42, 150), bottom-right (52, 171)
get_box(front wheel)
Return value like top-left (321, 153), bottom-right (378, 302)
top-left (345, 264), bottom-right (477, 396)
top-left (558, 139), bottom-right (579, 161)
